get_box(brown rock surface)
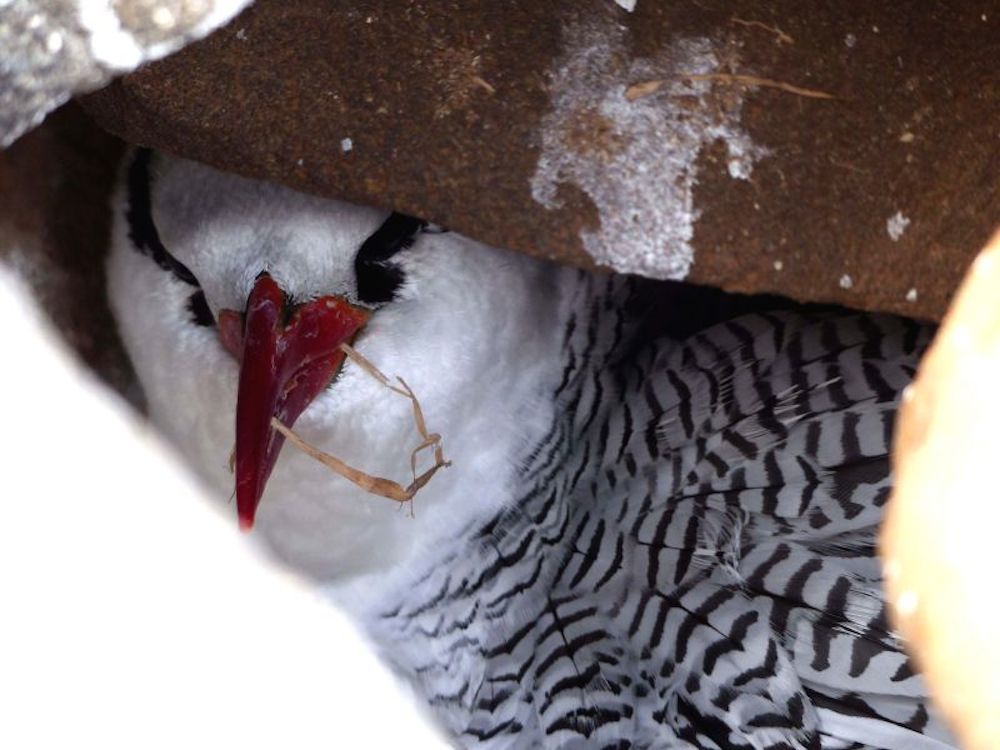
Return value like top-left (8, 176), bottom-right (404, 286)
top-left (0, 104), bottom-right (132, 389)
top-left (80, 0), bottom-right (1000, 320)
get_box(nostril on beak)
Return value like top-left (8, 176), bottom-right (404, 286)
top-left (218, 309), bottom-right (244, 361)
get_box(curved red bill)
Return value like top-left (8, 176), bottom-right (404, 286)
top-left (223, 274), bottom-right (369, 531)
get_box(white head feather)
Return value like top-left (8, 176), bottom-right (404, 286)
top-left (107, 151), bottom-right (573, 585)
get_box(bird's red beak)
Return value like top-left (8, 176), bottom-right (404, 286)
top-left (217, 274), bottom-right (370, 531)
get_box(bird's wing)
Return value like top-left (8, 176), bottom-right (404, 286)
top-left (572, 308), bottom-right (952, 749)
top-left (368, 281), bottom-right (953, 750)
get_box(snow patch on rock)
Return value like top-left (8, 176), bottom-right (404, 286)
top-left (531, 22), bottom-right (768, 280)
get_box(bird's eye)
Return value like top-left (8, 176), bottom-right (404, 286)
top-left (355, 212), bottom-right (428, 305)
top-left (126, 149), bottom-right (214, 327)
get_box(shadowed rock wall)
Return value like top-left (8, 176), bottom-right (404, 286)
top-left (0, 104), bottom-right (132, 389)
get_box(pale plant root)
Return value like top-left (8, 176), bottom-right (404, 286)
top-left (625, 73), bottom-right (835, 102)
top-left (729, 17), bottom-right (795, 46)
top-left (270, 343), bottom-right (451, 512)
top-left (680, 72), bottom-right (836, 99)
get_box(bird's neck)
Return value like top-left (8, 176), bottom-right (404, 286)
top-left (326, 272), bottom-right (661, 739)
top-left (329, 271), bottom-right (647, 615)
top-left (291, 259), bottom-right (584, 597)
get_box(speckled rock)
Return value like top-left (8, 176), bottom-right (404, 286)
top-left (0, 0), bottom-right (251, 146)
top-left (80, 0), bottom-right (1000, 319)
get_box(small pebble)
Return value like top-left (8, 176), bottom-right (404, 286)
top-left (905, 288), bottom-right (918, 303)
top-left (844, 33), bottom-right (857, 48)
top-left (341, 137), bottom-right (354, 153)
top-left (886, 211), bottom-right (911, 241)
top-left (839, 274), bottom-right (853, 289)
top-left (773, 260), bottom-right (784, 271)
top-left (152, 6), bottom-right (175, 29)
top-left (45, 31), bottom-right (63, 54)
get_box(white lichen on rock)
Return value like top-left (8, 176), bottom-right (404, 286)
top-left (530, 22), bottom-right (768, 280)
top-left (886, 211), bottom-right (911, 241)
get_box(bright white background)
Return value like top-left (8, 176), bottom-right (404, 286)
top-left (0, 269), bottom-right (448, 749)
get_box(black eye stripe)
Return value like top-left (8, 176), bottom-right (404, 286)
top-left (355, 212), bottom-right (427, 305)
top-left (125, 149), bottom-right (200, 287)
top-left (187, 290), bottom-right (215, 327)
top-left (358, 213), bottom-right (426, 264)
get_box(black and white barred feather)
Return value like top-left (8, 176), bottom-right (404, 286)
top-left (367, 274), bottom-right (952, 750)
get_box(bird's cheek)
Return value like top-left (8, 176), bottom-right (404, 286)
top-left (217, 309), bottom-right (244, 361)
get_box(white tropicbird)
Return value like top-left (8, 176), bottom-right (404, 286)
top-left (107, 149), bottom-right (956, 750)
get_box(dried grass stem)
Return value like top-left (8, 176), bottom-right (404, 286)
top-left (271, 343), bottom-right (450, 509)
top-left (625, 73), bottom-right (835, 102)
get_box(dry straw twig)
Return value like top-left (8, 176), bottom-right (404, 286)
top-left (625, 73), bottom-right (835, 102)
top-left (729, 17), bottom-right (795, 45)
top-left (272, 343), bottom-right (450, 508)
top-left (680, 72), bottom-right (836, 100)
